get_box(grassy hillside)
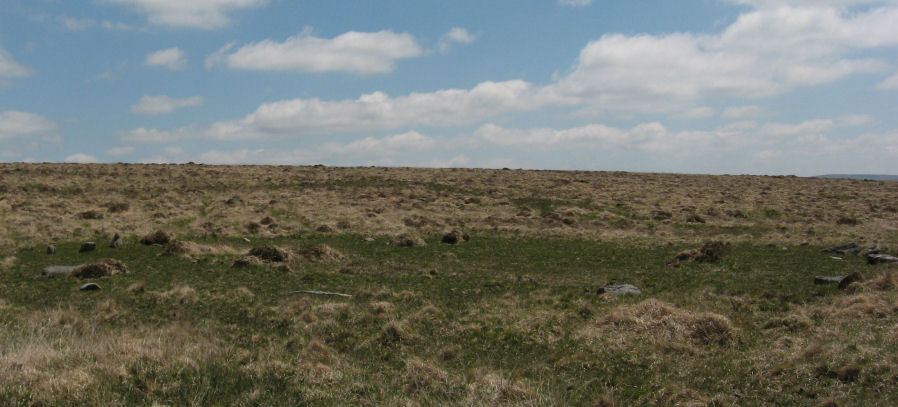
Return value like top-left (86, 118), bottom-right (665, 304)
top-left (1, 164), bottom-right (897, 405)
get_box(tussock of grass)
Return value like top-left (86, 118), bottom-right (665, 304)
top-left (0, 321), bottom-right (219, 405)
top-left (591, 299), bottom-right (735, 349)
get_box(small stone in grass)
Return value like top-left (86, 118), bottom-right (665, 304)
top-left (79, 283), bottom-right (101, 291)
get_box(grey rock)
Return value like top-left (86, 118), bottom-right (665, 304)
top-left (868, 253), bottom-right (898, 265)
top-left (815, 272), bottom-right (863, 289)
top-left (838, 272), bottom-right (863, 289)
top-left (46, 245), bottom-right (56, 255)
top-left (79, 283), bottom-right (101, 291)
top-left (110, 233), bottom-right (124, 249)
top-left (597, 284), bottom-right (642, 296)
top-left (823, 243), bottom-right (861, 255)
top-left (42, 265), bottom-right (75, 278)
top-left (79, 242), bottom-right (97, 253)
top-left (814, 276), bottom-right (844, 285)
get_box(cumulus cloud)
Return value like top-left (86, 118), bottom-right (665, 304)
top-left (722, 105), bottom-right (766, 120)
top-left (103, 0), bottom-right (267, 29)
top-left (879, 71), bottom-right (898, 89)
top-left (547, 4), bottom-right (898, 112)
top-left (439, 27), bottom-right (476, 53)
top-left (61, 17), bottom-right (95, 31)
top-left (146, 48), bottom-right (187, 70)
top-left (207, 29), bottom-right (423, 74)
top-left (132, 95), bottom-right (203, 115)
top-left (0, 111), bottom-right (57, 140)
top-left (559, 0), bottom-right (593, 6)
top-left (0, 48), bottom-right (30, 79)
top-left (194, 131), bottom-right (437, 165)
top-left (473, 117), bottom-right (887, 159)
top-left (123, 2), bottom-right (898, 155)
top-left (106, 146), bottom-right (135, 156)
top-left (60, 17), bottom-right (135, 32)
top-left (122, 80), bottom-right (553, 142)
top-left (64, 153), bottom-right (98, 164)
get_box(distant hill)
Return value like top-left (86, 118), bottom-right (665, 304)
top-left (816, 174), bottom-right (898, 181)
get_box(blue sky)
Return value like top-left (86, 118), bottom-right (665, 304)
top-left (2, 0), bottom-right (898, 175)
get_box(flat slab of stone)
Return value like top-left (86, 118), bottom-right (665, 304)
top-left (597, 284), bottom-right (642, 296)
top-left (79, 242), bottom-right (97, 253)
top-left (814, 276), bottom-right (844, 285)
top-left (42, 265), bottom-right (75, 278)
top-left (823, 243), bottom-right (861, 255)
top-left (814, 273), bottom-right (862, 289)
top-left (868, 254), bottom-right (898, 265)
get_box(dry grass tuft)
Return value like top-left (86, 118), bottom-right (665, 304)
top-left (248, 245), bottom-right (290, 263)
top-left (670, 241), bottom-right (729, 266)
top-left (295, 244), bottom-right (345, 262)
top-left (0, 255), bottom-right (17, 271)
top-left (140, 230), bottom-right (173, 245)
top-left (368, 301), bottom-right (395, 316)
top-left (592, 299), bottom-right (735, 349)
top-left (392, 233), bottom-right (427, 247)
top-left (126, 282), bottom-right (145, 294)
top-left (157, 285), bottom-right (198, 304)
top-left (380, 320), bottom-right (411, 345)
top-left (833, 293), bottom-right (897, 318)
top-left (164, 240), bottom-right (238, 259)
top-left (0, 321), bottom-right (220, 404)
top-left (403, 358), bottom-right (451, 394)
top-left (465, 373), bottom-right (542, 406)
top-left (71, 259), bottom-right (128, 279)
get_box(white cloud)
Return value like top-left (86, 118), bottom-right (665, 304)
top-left (122, 80), bottom-right (552, 142)
top-left (319, 131), bottom-right (436, 155)
top-left (472, 117), bottom-right (889, 162)
top-left (146, 48), bottom-right (187, 70)
top-left (63, 17), bottom-right (135, 32)
top-left (194, 131), bottom-right (441, 166)
top-left (132, 95), bottom-right (203, 115)
top-left (0, 48), bottom-right (30, 79)
top-left (680, 106), bottom-right (717, 119)
top-left (106, 146), bottom-right (135, 156)
top-left (722, 105), bottom-right (766, 120)
top-left (559, 0), bottom-right (593, 6)
top-left (61, 17), bottom-right (95, 31)
top-left (547, 4), bottom-right (898, 113)
top-left (122, 1), bottom-right (898, 154)
top-left (164, 146), bottom-right (185, 156)
top-left (729, 0), bottom-right (889, 9)
top-left (64, 153), bottom-right (98, 164)
top-left (102, 20), bottom-right (135, 31)
top-left (0, 111), bottom-right (57, 140)
top-left (837, 114), bottom-right (875, 126)
top-left (474, 122), bottom-right (666, 148)
top-left (439, 27), bottom-right (476, 53)
top-left (104, 0), bottom-right (267, 29)
top-left (209, 29), bottom-right (423, 74)
top-left (879, 71), bottom-right (898, 89)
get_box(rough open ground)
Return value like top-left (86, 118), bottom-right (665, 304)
top-left (1, 163), bottom-right (898, 405)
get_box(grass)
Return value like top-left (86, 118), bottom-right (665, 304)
top-left (2, 163), bottom-right (898, 405)
top-left (2, 231), bottom-right (895, 405)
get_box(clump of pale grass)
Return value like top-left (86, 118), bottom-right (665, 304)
top-left (164, 239), bottom-right (238, 259)
top-left (0, 317), bottom-right (219, 404)
top-left (465, 372), bottom-right (543, 406)
top-left (295, 244), bottom-right (345, 262)
top-left (590, 299), bottom-right (735, 350)
top-left (0, 255), bottom-right (16, 271)
top-left (156, 285), bottom-right (198, 304)
top-left (403, 358), bottom-right (451, 395)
